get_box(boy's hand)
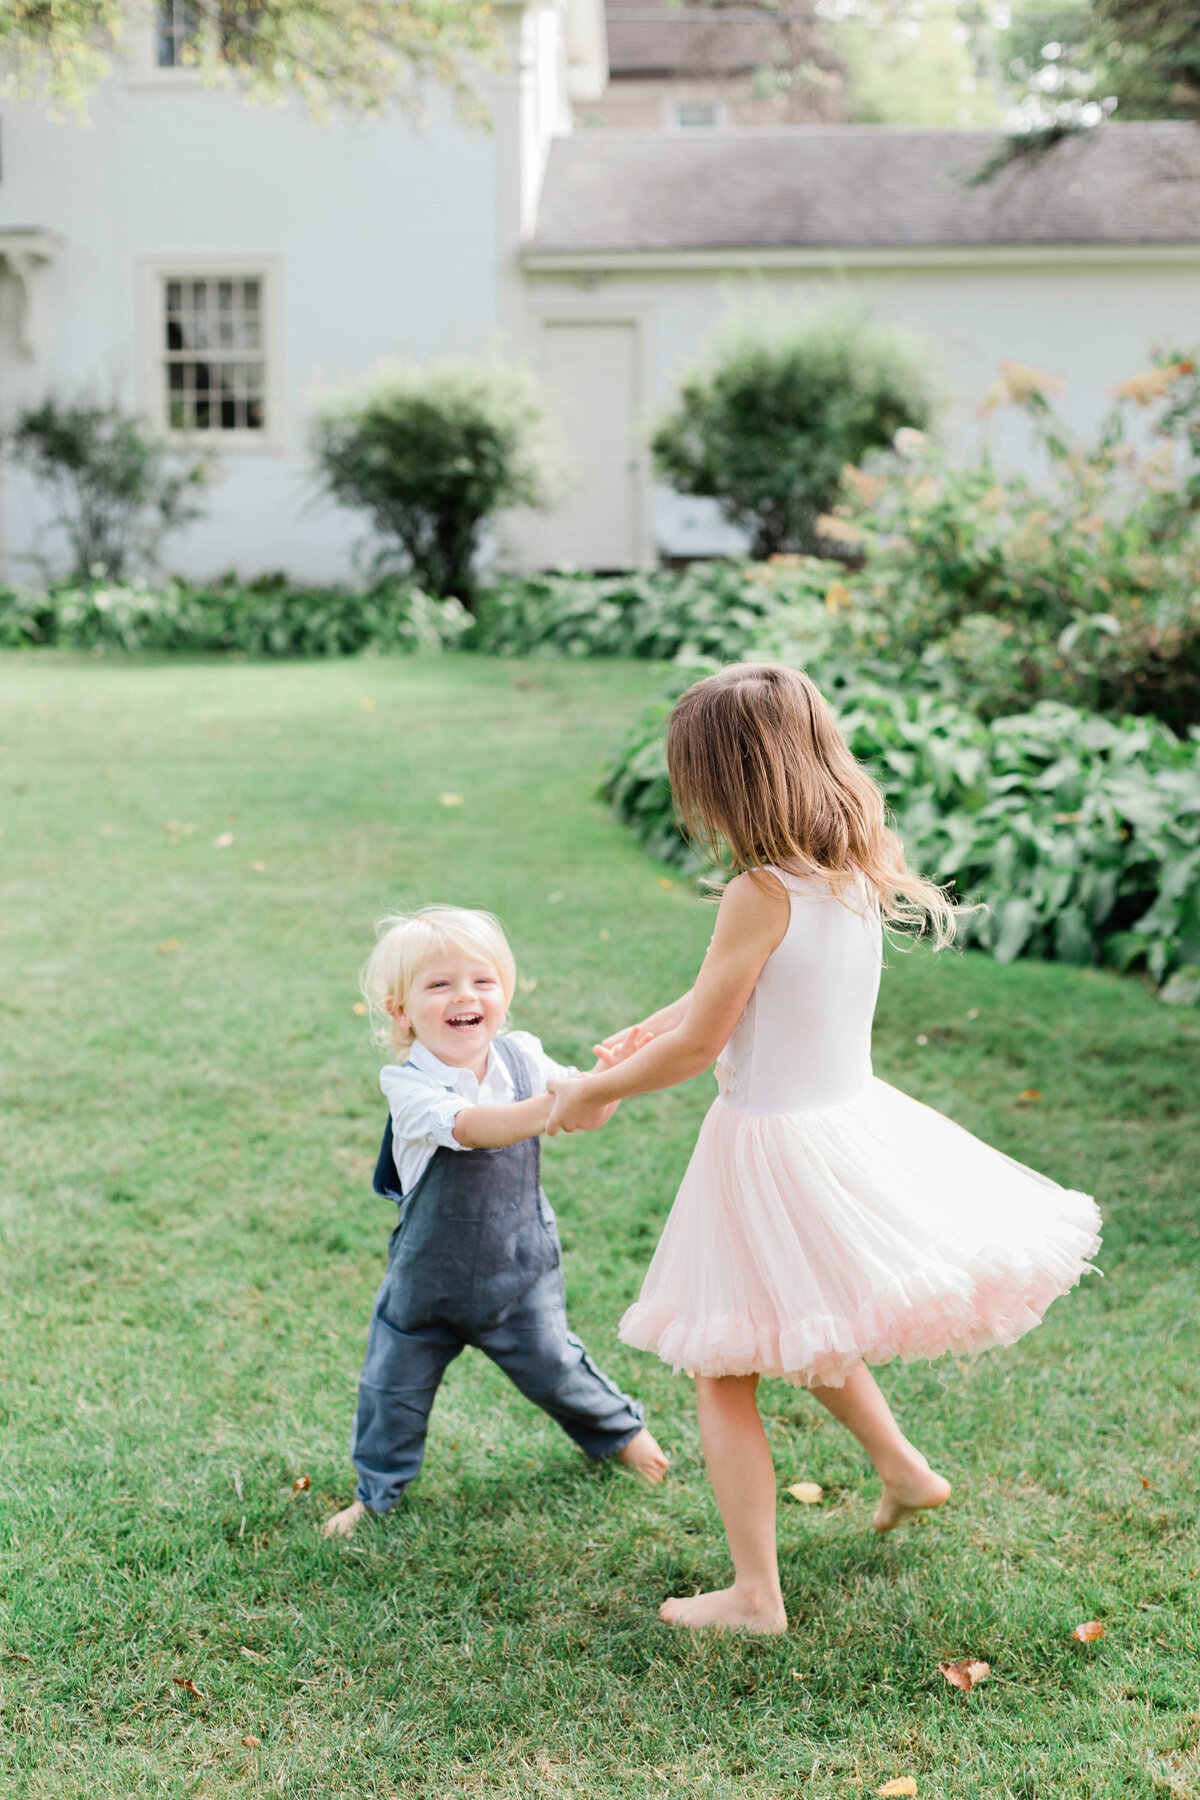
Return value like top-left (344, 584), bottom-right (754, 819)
top-left (546, 1076), bottom-right (615, 1136)
top-left (591, 1024), bottom-right (652, 1069)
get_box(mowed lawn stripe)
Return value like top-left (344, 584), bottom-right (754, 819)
top-left (0, 652), bottom-right (1197, 1800)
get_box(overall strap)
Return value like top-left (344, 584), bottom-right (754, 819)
top-left (373, 1117), bottom-right (403, 1200)
top-left (492, 1033), bottom-right (533, 1103)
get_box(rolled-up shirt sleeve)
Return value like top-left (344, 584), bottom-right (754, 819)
top-left (380, 1064), bottom-right (472, 1170)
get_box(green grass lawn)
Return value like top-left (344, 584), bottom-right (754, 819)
top-left (1, 651), bottom-right (1198, 1800)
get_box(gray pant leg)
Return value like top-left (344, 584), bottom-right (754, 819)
top-left (475, 1292), bottom-right (645, 1462)
top-left (351, 1314), bottom-right (464, 1513)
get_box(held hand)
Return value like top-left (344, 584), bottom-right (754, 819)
top-left (546, 1076), bottom-right (617, 1136)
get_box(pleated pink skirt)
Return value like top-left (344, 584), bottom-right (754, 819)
top-left (619, 1081), bottom-right (1101, 1390)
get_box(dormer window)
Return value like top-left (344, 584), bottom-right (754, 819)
top-left (157, 0), bottom-right (201, 68)
top-left (673, 100), bottom-right (721, 130)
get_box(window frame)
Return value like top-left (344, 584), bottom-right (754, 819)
top-left (138, 257), bottom-right (284, 453)
top-left (668, 97), bottom-right (728, 132)
top-left (125, 6), bottom-right (206, 89)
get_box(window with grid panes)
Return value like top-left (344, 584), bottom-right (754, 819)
top-left (157, 0), bottom-right (201, 67)
top-left (163, 277), bottom-right (267, 434)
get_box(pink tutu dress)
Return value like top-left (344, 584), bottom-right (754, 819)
top-left (619, 869), bottom-right (1101, 1389)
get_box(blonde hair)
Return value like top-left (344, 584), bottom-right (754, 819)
top-left (667, 663), bottom-right (957, 946)
top-left (361, 905), bottom-right (517, 1059)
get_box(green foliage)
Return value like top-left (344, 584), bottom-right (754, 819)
top-left (650, 314), bottom-right (935, 558)
top-left (602, 673), bottom-right (1200, 989)
top-left (8, 396), bottom-right (209, 582)
top-left (472, 559), bottom-right (837, 661)
top-left (0, 0), bottom-right (501, 122)
top-left (1090, 0), bottom-right (1200, 120)
top-left (769, 353), bottom-right (1200, 731)
top-left (0, 575), bottom-right (470, 657)
top-left (311, 360), bottom-right (553, 604)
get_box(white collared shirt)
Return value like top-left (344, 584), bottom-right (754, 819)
top-left (379, 1031), bottom-right (577, 1195)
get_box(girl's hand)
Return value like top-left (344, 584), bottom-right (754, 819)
top-left (592, 1024), bottom-right (652, 1068)
top-left (546, 1076), bottom-right (615, 1136)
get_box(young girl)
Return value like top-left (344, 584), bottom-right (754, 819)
top-left (547, 663), bottom-right (1101, 1635)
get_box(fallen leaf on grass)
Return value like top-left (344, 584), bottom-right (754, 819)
top-left (1073, 1621), bottom-right (1105, 1643)
top-left (937, 1659), bottom-right (990, 1692)
top-left (173, 1677), bottom-right (203, 1698)
top-left (1138, 1477), bottom-right (1152, 1489)
top-left (517, 976), bottom-right (538, 995)
top-left (1018, 1088), bottom-right (1042, 1102)
top-left (241, 1734), bottom-right (262, 1747)
top-left (6, 1652), bottom-right (32, 1663)
top-left (212, 832), bottom-right (234, 849)
top-left (157, 939), bottom-right (180, 955)
top-left (659, 878), bottom-right (674, 890)
top-left (786, 1482), bottom-right (823, 1504)
top-left (293, 1475), bottom-right (311, 1492)
top-left (877, 1780), bottom-right (918, 1797)
top-left (438, 793), bottom-right (464, 808)
top-left (966, 1007), bottom-right (980, 1020)
top-left (352, 1002), bottom-right (366, 1015)
top-left (251, 861), bottom-right (266, 873)
top-left (239, 1647), bottom-right (266, 1663)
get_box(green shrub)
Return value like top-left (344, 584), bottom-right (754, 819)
top-left (472, 558), bottom-right (838, 661)
top-left (0, 575), bottom-right (470, 657)
top-left (650, 314), bottom-right (935, 557)
top-left (602, 672), bottom-right (1200, 990)
top-left (7, 396), bottom-right (209, 581)
top-left (804, 355), bottom-right (1200, 729)
top-left (311, 359), bottom-right (553, 603)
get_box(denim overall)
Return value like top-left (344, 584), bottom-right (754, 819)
top-left (351, 1035), bottom-right (645, 1513)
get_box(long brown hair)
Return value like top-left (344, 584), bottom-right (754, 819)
top-left (667, 662), bottom-right (956, 945)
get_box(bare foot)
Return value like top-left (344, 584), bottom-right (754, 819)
top-left (659, 1586), bottom-right (787, 1634)
top-left (617, 1427), bottom-right (670, 1485)
top-left (323, 1499), bottom-right (366, 1539)
top-left (873, 1462), bottom-right (951, 1534)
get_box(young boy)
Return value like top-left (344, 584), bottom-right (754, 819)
top-left (324, 905), bottom-right (668, 1537)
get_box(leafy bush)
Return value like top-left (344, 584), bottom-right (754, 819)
top-left (472, 559), bottom-right (838, 661)
top-left (7, 396), bottom-right (209, 581)
top-left (800, 356), bottom-right (1200, 730)
top-left (0, 575), bottom-right (470, 657)
top-left (602, 673), bottom-right (1200, 990)
top-left (311, 359), bottom-right (553, 603)
top-left (650, 314), bottom-right (934, 557)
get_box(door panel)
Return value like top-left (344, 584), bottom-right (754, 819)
top-left (538, 319), bottom-right (640, 571)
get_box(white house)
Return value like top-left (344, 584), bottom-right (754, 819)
top-left (2, 3), bottom-right (1199, 582)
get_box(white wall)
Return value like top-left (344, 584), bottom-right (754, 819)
top-left (0, 58), bottom-right (509, 583)
top-left (522, 255), bottom-right (1200, 560)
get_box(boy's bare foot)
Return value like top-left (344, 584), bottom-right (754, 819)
top-left (659, 1586), bottom-right (787, 1634)
top-left (873, 1463), bottom-right (951, 1534)
top-left (323, 1499), bottom-right (366, 1539)
top-left (617, 1428), bottom-right (670, 1484)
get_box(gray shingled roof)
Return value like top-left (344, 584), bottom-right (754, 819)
top-left (527, 123), bottom-right (1200, 254)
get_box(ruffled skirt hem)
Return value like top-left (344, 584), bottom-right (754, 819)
top-left (618, 1083), bottom-right (1101, 1390)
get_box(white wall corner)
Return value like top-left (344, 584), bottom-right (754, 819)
top-left (564, 0), bottom-right (608, 102)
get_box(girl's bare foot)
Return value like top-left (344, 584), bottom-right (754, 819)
top-left (873, 1463), bottom-right (951, 1534)
top-left (659, 1585), bottom-right (787, 1634)
top-left (617, 1427), bottom-right (670, 1484)
top-left (323, 1499), bottom-right (366, 1539)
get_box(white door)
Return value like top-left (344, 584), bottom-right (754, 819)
top-left (537, 319), bottom-right (642, 571)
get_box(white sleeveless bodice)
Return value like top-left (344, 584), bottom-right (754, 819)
top-left (716, 869), bottom-right (882, 1116)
